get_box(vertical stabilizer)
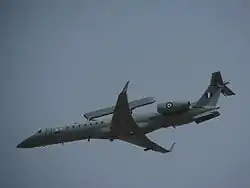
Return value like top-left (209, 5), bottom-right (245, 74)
top-left (195, 71), bottom-right (235, 107)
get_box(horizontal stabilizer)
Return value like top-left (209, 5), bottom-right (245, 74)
top-left (221, 85), bottom-right (235, 96)
top-left (83, 97), bottom-right (156, 120)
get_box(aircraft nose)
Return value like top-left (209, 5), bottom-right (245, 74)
top-left (16, 142), bottom-right (24, 148)
top-left (16, 137), bottom-right (34, 148)
top-left (17, 139), bottom-right (29, 148)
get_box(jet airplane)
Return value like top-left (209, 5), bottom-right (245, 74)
top-left (17, 71), bottom-right (235, 153)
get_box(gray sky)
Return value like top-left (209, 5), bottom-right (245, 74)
top-left (1, 0), bottom-right (250, 187)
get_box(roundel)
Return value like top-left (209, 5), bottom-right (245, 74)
top-left (166, 102), bottom-right (173, 108)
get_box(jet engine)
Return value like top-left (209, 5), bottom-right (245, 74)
top-left (157, 101), bottom-right (191, 114)
top-left (194, 111), bottom-right (220, 124)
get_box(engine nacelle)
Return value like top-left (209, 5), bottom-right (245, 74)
top-left (157, 101), bottom-right (191, 114)
top-left (194, 111), bottom-right (220, 124)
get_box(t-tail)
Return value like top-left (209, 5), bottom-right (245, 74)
top-left (194, 71), bottom-right (235, 108)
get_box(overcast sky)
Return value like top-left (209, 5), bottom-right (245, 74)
top-left (1, 0), bottom-right (250, 187)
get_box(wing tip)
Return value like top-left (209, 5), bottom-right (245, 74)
top-left (122, 81), bottom-right (130, 93)
top-left (168, 142), bottom-right (176, 152)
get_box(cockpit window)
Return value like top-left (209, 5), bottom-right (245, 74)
top-left (37, 129), bottom-right (42, 133)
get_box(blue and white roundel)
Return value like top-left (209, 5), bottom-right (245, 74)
top-left (166, 102), bottom-right (173, 108)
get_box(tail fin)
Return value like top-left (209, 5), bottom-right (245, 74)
top-left (195, 71), bottom-right (235, 107)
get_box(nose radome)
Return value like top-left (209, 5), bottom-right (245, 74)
top-left (16, 137), bottom-right (33, 148)
top-left (16, 143), bottom-right (21, 148)
top-left (16, 143), bottom-right (24, 148)
top-left (16, 142), bottom-right (24, 148)
top-left (16, 139), bottom-right (28, 148)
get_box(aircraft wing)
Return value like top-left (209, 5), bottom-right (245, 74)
top-left (119, 136), bottom-right (176, 153)
top-left (110, 81), bottom-right (175, 153)
top-left (83, 96), bottom-right (156, 120)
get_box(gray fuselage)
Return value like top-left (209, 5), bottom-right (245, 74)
top-left (17, 106), bottom-right (213, 148)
